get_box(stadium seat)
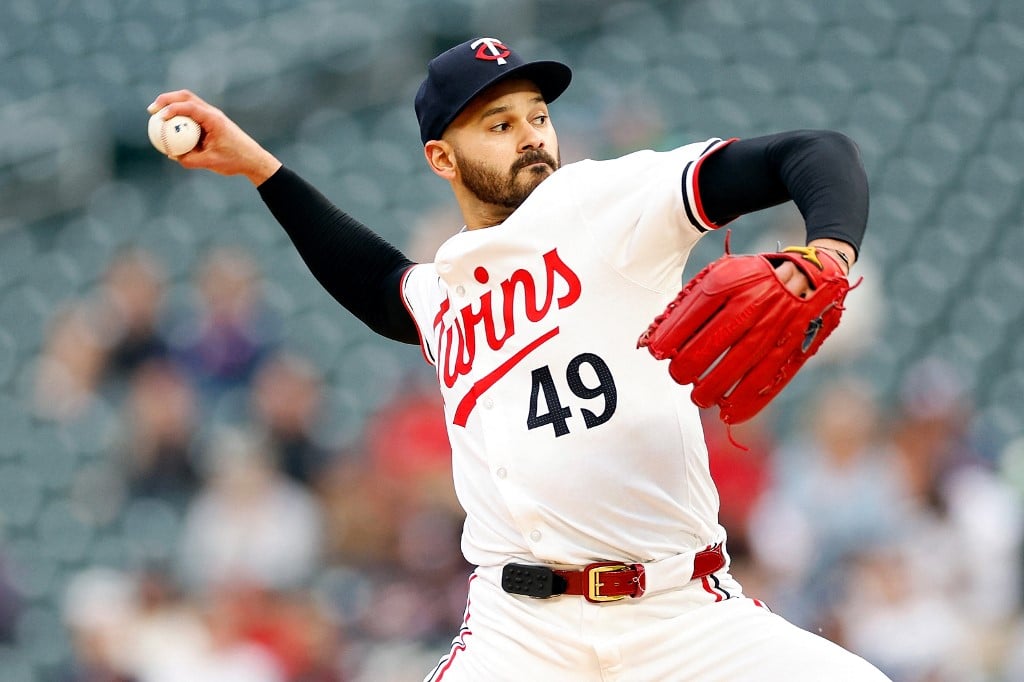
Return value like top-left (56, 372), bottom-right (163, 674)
top-left (893, 22), bottom-right (959, 83)
top-left (0, 647), bottom-right (35, 682)
top-left (0, 3), bottom-right (1021, 678)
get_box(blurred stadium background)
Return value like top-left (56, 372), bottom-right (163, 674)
top-left (1, 0), bottom-right (1023, 680)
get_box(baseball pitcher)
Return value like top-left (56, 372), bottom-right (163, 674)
top-left (150, 37), bottom-right (889, 681)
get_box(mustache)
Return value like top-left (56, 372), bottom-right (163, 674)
top-left (512, 150), bottom-right (558, 173)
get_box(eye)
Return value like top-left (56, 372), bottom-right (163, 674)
top-left (491, 122), bottom-right (511, 132)
top-left (534, 114), bottom-right (549, 126)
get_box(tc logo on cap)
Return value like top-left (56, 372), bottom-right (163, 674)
top-left (472, 37), bottom-right (510, 65)
top-left (415, 37), bottom-right (571, 144)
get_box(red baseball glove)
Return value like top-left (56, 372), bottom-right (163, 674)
top-left (637, 237), bottom-right (855, 425)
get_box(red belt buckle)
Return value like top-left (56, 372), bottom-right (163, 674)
top-left (583, 562), bottom-right (646, 603)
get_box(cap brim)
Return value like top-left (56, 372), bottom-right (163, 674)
top-left (441, 60), bottom-right (572, 139)
top-left (505, 60), bottom-right (573, 106)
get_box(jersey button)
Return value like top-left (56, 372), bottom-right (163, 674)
top-left (455, 285), bottom-right (466, 296)
top-left (496, 467), bottom-right (507, 480)
top-left (483, 397), bottom-right (494, 409)
top-left (529, 530), bottom-right (542, 542)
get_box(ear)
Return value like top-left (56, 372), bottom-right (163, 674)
top-left (424, 140), bottom-right (457, 181)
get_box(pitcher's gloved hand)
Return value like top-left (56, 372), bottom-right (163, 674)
top-left (638, 237), bottom-right (855, 424)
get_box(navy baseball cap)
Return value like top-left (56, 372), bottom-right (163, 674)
top-left (415, 37), bottom-right (572, 144)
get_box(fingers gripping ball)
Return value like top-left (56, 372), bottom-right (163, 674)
top-left (148, 112), bottom-right (201, 157)
top-left (637, 237), bottom-right (856, 425)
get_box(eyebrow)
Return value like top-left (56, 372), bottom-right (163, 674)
top-left (479, 95), bottom-right (546, 121)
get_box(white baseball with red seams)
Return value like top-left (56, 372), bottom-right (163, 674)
top-left (148, 112), bottom-right (201, 157)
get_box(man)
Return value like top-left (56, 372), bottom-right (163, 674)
top-left (150, 37), bottom-right (888, 681)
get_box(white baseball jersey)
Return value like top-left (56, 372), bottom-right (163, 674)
top-left (402, 138), bottom-right (734, 569)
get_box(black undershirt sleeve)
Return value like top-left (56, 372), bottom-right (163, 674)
top-left (695, 130), bottom-right (869, 257)
top-left (253, 131), bottom-right (865, 345)
top-left (257, 166), bottom-right (420, 345)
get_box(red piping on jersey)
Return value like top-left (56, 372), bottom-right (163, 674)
top-left (690, 137), bottom-right (739, 230)
top-left (452, 326), bottom-right (560, 426)
top-left (431, 574), bottom-right (477, 681)
top-left (400, 265), bottom-right (435, 366)
top-left (701, 575), bottom-right (725, 602)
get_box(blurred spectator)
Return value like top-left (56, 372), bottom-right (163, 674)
top-left (147, 584), bottom-right (286, 682)
top-left (316, 476), bottom-right (469, 677)
top-left (315, 381), bottom-right (469, 656)
top-left (890, 357), bottom-right (1022, 621)
top-left (890, 356), bottom-right (992, 496)
top-left (1001, 615), bottom-right (1024, 682)
top-left (251, 351), bottom-right (330, 486)
top-left (33, 302), bottom-right (109, 422)
top-left (361, 378), bottom-right (456, 512)
top-left (60, 568), bottom-right (138, 682)
top-left (703, 411), bottom-right (774, 560)
top-left (600, 94), bottom-right (667, 158)
top-left (316, 453), bottom-right (404, 568)
top-left (406, 204), bottom-right (463, 264)
top-left (818, 358), bottom-right (1023, 680)
top-left (317, 379), bottom-right (458, 568)
top-left (119, 565), bottom-right (209, 682)
top-left (0, 550), bottom-right (21, 643)
top-left (748, 377), bottom-right (902, 629)
top-left (93, 248), bottom-right (170, 384)
top-left (11, 7), bottom-right (1022, 680)
top-left (62, 565), bottom-right (339, 682)
top-left (169, 247), bottom-right (279, 416)
top-left (200, 583), bottom-right (345, 682)
top-left (114, 359), bottom-right (201, 506)
top-left (836, 546), bottom-right (972, 682)
top-left (359, 501), bottom-right (470, 646)
top-left (177, 428), bottom-right (323, 593)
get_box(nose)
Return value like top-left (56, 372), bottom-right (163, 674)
top-left (518, 125), bottom-right (545, 152)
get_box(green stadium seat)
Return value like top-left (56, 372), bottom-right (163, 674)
top-left (0, 646), bottom-right (35, 682)
top-left (14, 604), bottom-right (68, 671)
top-left (37, 500), bottom-right (94, 565)
top-left (842, 91), bottom-right (911, 157)
top-left (283, 310), bottom-right (348, 376)
top-left (867, 194), bottom-right (920, 264)
top-left (901, 121), bottom-right (965, 190)
top-left (599, 2), bottom-right (671, 48)
top-left (19, 426), bottom-right (79, 494)
top-left (994, 0), bottom-right (1024, 28)
top-left (119, 498), bottom-right (183, 565)
top-left (864, 58), bottom-right (935, 121)
top-left (0, 2), bottom-right (1022, 675)
top-left (931, 191), bottom-right (1002, 259)
top-left (0, 228), bottom-right (36, 287)
top-left (974, 20), bottom-right (1024, 83)
top-left (893, 23), bottom-right (958, 83)
top-left (960, 153), bottom-right (1022, 220)
top-left (973, 258), bottom-right (1024, 321)
top-left (0, 463), bottom-right (43, 533)
top-left (949, 55), bottom-right (1011, 115)
top-left (8, 553), bottom-right (60, 628)
top-left (877, 156), bottom-right (943, 221)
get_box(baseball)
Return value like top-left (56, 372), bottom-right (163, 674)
top-left (148, 112), bottom-right (201, 157)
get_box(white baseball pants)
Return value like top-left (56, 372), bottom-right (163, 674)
top-left (425, 569), bottom-right (891, 681)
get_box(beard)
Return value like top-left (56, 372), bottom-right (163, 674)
top-left (457, 148), bottom-right (561, 209)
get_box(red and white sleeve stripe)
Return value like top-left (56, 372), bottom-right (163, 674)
top-left (682, 137), bottom-right (739, 233)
